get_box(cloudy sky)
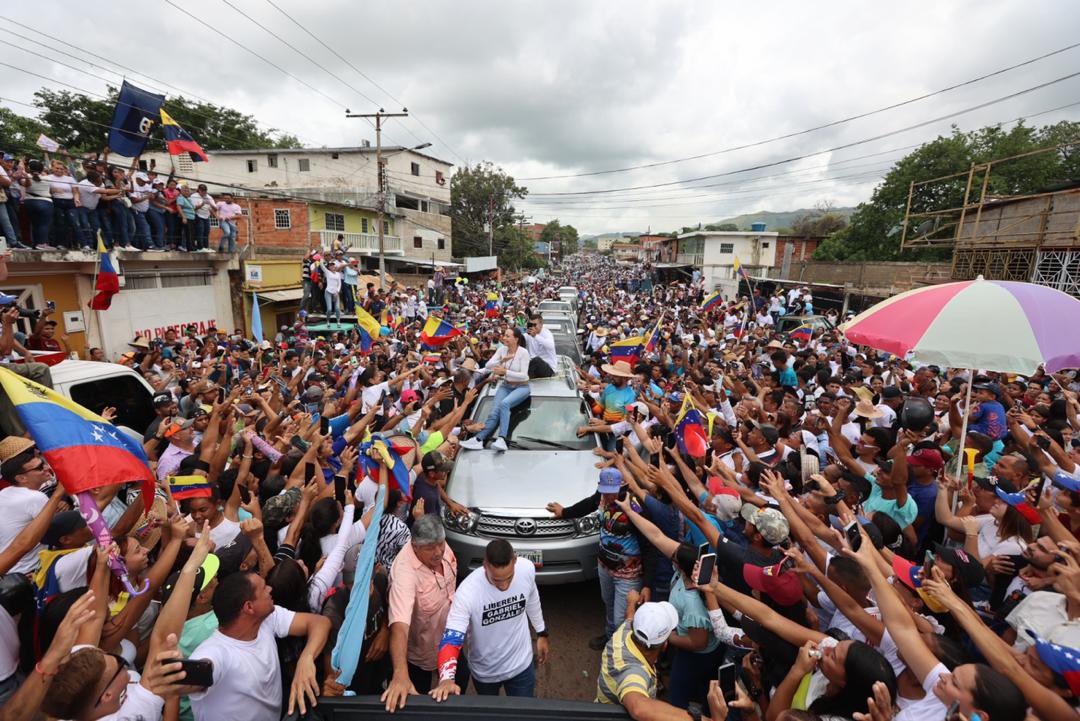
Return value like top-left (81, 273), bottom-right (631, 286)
top-left (3, 1), bottom-right (1079, 234)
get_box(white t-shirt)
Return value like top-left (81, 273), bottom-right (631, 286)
top-left (0, 606), bottom-right (18, 680)
top-left (361, 381), bottom-right (391, 414)
top-left (895, 662), bottom-right (948, 721)
top-left (872, 404), bottom-right (897, 429)
top-left (76, 179), bottom-right (102, 210)
top-left (972, 513), bottom-right (1026, 558)
top-left (207, 517), bottom-right (241, 548)
top-left (45, 173), bottom-right (75, 200)
top-left (189, 605), bottom-right (296, 721)
top-left (0, 486), bottom-right (49, 573)
top-left (1006, 590), bottom-right (1080, 651)
top-left (54, 545), bottom-right (94, 593)
top-left (194, 193), bottom-right (215, 219)
top-left (443, 557), bottom-right (545, 683)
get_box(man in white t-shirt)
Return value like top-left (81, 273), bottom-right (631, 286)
top-left (431, 539), bottom-right (549, 700)
top-left (0, 443), bottom-right (60, 573)
top-left (189, 570), bottom-right (331, 721)
top-left (525, 314), bottom-right (558, 375)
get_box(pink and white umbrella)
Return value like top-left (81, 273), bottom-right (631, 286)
top-left (841, 275), bottom-right (1080, 375)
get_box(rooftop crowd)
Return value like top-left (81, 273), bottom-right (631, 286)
top-left (0, 253), bottom-right (1076, 721)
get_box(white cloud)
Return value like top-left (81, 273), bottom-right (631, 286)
top-left (2, 0), bottom-right (1078, 233)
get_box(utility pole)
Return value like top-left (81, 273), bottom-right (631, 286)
top-left (487, 196), bottom-right (494, 257)
top-left (345, 108), bottom-right (408, 290)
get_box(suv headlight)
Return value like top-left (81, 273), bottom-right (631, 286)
top-left (441, 505), bottom-right (479, 534)
top-left (574, 512), bottom-right (601, 536)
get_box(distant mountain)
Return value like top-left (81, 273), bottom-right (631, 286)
top-left (709, 207), bottom-right (855, 231)
top-left (579, 231), bottom-right (645, 241)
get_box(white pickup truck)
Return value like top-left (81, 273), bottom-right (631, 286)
top-left (47, 360), bottom-right (156, 441)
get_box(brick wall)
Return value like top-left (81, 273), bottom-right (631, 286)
top-left (238, 199), bottom-right (312, 255)
top-left (773, 235), bottom-right (821, 267)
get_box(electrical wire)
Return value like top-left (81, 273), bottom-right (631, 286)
top-left (526, 70), bottom-right (1080, 197)
top-left (518, 40), bottom-right (1080, 181)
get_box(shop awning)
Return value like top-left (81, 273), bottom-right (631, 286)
top-left (654, 262), bottom-right (693, 268)
top-left (256, 287), bottom-right (304, 302)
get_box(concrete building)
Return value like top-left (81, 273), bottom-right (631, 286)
top-left (142, 145), bottom-right (454, 271)
top-left (676, 230), bottom-right (778, 297)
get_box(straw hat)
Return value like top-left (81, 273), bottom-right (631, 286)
top-left (129, 335), bottom-right (150, 350)
top-left (601, 360), bottom-right (636, 378)
top-left (853, 399), bottom-right (885, 419)
top-left (458, 358), bottom-right (479, 372)
top-left (594, 327), bottom-right (608, 337)
top-left (765, 339), bottom-right (785, 350)
top-left (851, 386), bottom-right (876, 404)
top-left (133, 495), bottom-right (168, 549)
top-left (0, 436), bottom-right (35, 463)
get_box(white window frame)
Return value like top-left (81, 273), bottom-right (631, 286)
top-left (325, 212), bottom-right (345, 232)
top-left (246, 159), bottom-right (258, 173)
top-left (267, 154), bottom-right (278, 168)
top-left (274, 209), bottom-right (291, 230)
top-left (719, 242), bottom-right (735, 254)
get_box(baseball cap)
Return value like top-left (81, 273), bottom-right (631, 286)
top-left (739, 504), bottom-right (790, 545)
top-left (400, 389), bottom-right (419, 404)
top-left (161, 553), bottom-right (220, 604)
top-left (890, 554), bottom-right (948, 613)
top-left (933, 544), bottom-right (986, 587)
top-left (263, 487), bottom-right (302, 528)
top-left (743, 560), bottom-right (803, 606)
top-left (421, 450), bottom-right (454, 473)
top-left (44, 511), bottom-right (87, 547)
top-left (214, 534), bottom-right (253, 576)
top-left (597, 467), bottom-right (623, 494)
top-left (707, 487), bottom-right (743, 521)
top-left (163, 417), bottom-right (195, 438)
top-left (907, 448), bottom-right (944, 471)
top-left (631, 601), bottom-right (680, 647)
top-left (881, 386), bottom-right (903, 400)
top-left (152, 392), bottom-right (174, 408)
top-left (753, 422), bottom-right (780, 446)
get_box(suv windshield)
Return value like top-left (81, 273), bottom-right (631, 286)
top-left (473, 396), bottom-right (593, 450)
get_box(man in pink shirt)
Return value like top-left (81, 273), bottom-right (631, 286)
top-left (381, 514), bottom-right (470, 711)
top-left (215, 192), bottom-right (243, 253)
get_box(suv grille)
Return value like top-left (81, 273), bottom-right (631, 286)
top-left (475, 515), bottom-right (576, 539)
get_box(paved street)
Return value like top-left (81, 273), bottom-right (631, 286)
top-left (535, 580), bottom-right (605, 701)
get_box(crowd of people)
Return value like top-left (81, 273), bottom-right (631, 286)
top-left (0, 253), bottom-right (1077, 721)
top-left (0, 150), bottom-right (242, 252)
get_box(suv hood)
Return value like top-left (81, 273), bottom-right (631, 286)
top-left (447, 449), bottom-right (598, 513)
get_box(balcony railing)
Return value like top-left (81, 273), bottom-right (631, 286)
top-left (677, 253), bottom-right (704, 265)
top-left (317, 230), bottom-right (402, 254)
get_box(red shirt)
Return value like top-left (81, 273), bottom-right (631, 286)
top-left (27, 335), bottom-right (61, 352)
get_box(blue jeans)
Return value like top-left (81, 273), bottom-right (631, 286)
top-left (164, 212), bottom-right (180, 248)
top-left (132, 210), bottom-right (151, 250)
top-left (598, 563), bottom-right (643, 637)
top-left (472, 661), bottom-right (535, 698)
top-left (109, 203), bottom-right (130, 247)
top-left (52, 197), bottom-right (79, 248)
top-left (196, 217), bottom-right (210, 249)
top-left (146, 208), bottom-right (166, 249)
top-left (23, 198), bottom-right (53, 248)
top-left (95, 205), bottom-right (113, 247)
top-left (0, 202), bottom-right (19, 245)
top-left (324, 290), bottom-right (341, 323)
top-left (75, 206), bottom-right (101, 248)
top-left (476, 383), bottom-right (530, 441)
top-left (2, 201), bottom-right (19, 244)
top-left (218, 219), bottom-right (237, 252)
top-left (669, 644), bottom-right (727, 709)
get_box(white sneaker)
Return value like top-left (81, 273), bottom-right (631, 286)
top-left (491, 437), bottom-right (508, 452)
top-left (460, 437), bottom-right (484, 451)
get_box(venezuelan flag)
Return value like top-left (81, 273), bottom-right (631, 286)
top-left (701, 290), bottom-right (722, 312)
top-left (485, 292), bottom-right (500, 318)
top-left (674, 394), bottom-right (708, 458)
top-left (788, 323), bottom-right (813, 344)
top-left (169, 475), bottom-right (211, 500)
top-left (355, 302), bottom-right (382, 340)
top-left (420, 315), bottom-right (463, 350)
top-left (0, 367), bottom-right (154, 511)
top-left (733, 256), bottom-right (749, 281)
top-left (160, 109), bottom-right (207, 162)
top-left (609, 336), bottom-right (644, 366)
top-left (644, 319), bottom-right (662, 353)
top-left (89, 236), bottom-right (119, 310)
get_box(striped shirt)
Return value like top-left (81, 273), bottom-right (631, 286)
top-left (596, 620), bottom-right (655, 704)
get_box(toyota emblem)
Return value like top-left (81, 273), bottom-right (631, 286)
top-left (515, 518), bottom-right (537, 536)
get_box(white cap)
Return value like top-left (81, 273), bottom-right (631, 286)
top-left (631, 601), bottom-right (679, 646)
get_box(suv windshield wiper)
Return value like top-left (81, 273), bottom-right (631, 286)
top-left (513, 436), bottom-right (579, 450)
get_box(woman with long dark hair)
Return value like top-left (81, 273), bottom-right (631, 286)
top-left (460, 325), bottom-right (531, 452)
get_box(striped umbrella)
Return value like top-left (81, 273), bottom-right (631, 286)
top-left (841, 275), bottom-right (1080, 375)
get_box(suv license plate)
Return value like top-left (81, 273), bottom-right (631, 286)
top-left (518, 550), bottom-right (543, 567)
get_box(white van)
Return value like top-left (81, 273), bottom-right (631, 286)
top-left (49, 360), bottom-right (156, 440)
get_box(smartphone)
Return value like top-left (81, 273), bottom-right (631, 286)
top-left (1036, 435), bottom-right (1051, 450)
top-left (696, 553), bottom-right (717, 586)
top-left (698, 542), bottom-right (710, 558)
top-left (844, 520), bottom-right (862, 552)
top-left (177, 658), bottom-right (214, 687)
top-left (304, 462), bottom-right (316, 483)
top-left (615, 437), bottom-right (625, 454)
top-left (923, 550), bottom-right (935, 576)
top-left (779, 556), bottom-right (795, 573)
top-left (303, 402), bottom-right (319, 415)
top-left (334, 474), bottom-right (346, 505)
top-left (616, 485), bottom-right (628, 502)
top-left (290, 435), bottom-right (309, 452)
top-left (238, 483), bottom-right (251, 505)
top-left (45, 300), bottom-right (55, 311)
top-left (717, 662), bottom-right (738, 702)
top-left (1031, 475), bottom-right (1048, 505)
top-left (320, 415), bottom-right (330, 435)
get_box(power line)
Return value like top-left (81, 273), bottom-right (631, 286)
top-left (526, 70), bottom-right (1080, 197)
top-left (261, 0), bottom-right (467, 165)
top-left (518, 40), bottom-right (1080, 181)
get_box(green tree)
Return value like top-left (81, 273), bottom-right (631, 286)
top-left (814, 120), bottom-right (1080, 261)
top-left (704, 223), bottom-right (739, 231)
top-left (496, 225), bottom-right (542, 270)
top-left (6, 86), bottom-right (302, 156)
top-left (791, 201), bottom-right (847, 237)
top-left (450, 162), bottom-right (528, 258)
top-left (0, 107), bottom-right (50, 156)
top-left (538, 220), bottom-right (579, 258)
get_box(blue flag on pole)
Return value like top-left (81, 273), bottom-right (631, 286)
top-left (108, 81), bottom-right (165, 158)
top-left (251, 292), bottom-right (263, 343)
